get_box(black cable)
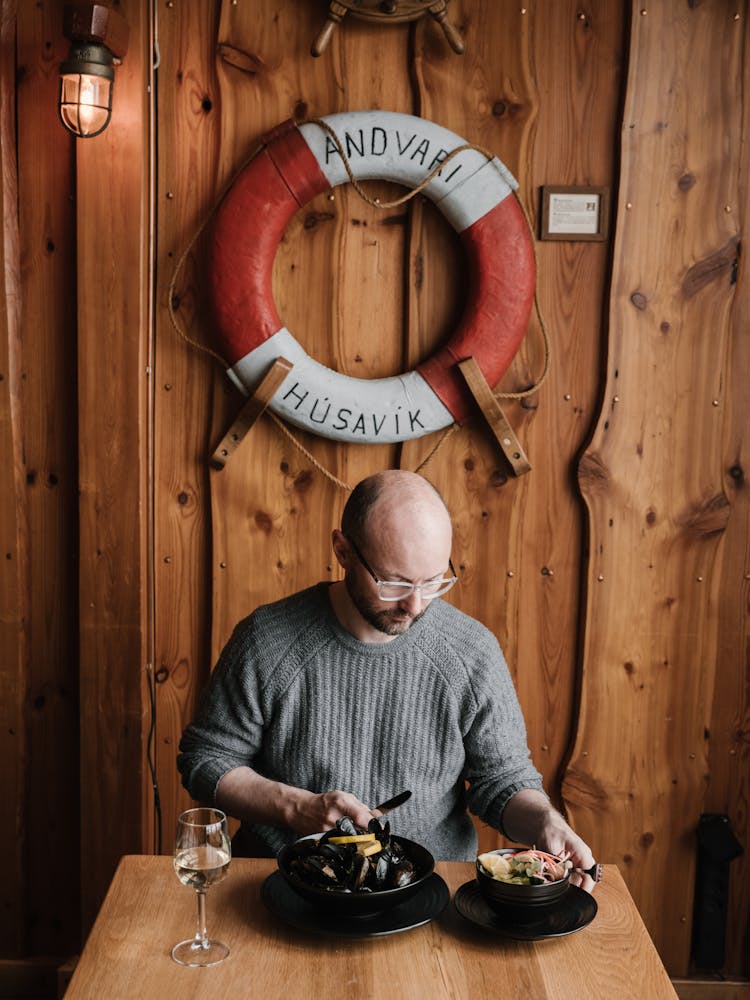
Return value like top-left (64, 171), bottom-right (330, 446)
top-left (146, 663), bottom-right (162, 853)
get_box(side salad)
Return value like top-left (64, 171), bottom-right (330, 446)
top-left (477, 848), bottom-right (573, 885)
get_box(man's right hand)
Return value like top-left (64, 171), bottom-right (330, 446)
top-left (288, 788), bottom-right (376, 836)
top-left (216, 766), bottom-right (375, 835)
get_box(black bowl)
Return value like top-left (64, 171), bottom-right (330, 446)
top-left (277, 833), bottom-right (435, 917)
top-left (476, 849), bottom-right (570, 921)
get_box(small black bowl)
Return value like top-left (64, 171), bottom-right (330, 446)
top-left (277, 834), bottom-right (435, 917)
top-left (476, 849), bottom-right (570, 922)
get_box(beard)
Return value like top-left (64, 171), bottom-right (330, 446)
top-left (344, 575), bottom-right (427, 636)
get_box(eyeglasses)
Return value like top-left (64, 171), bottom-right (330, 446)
top-left (347, 537), bottom-right (458, 602)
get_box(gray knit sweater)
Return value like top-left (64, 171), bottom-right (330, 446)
top-left (177, 583), bottom-right (544, 861)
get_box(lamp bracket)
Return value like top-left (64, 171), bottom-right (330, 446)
top-left (63, 2), bottom-right (129, 59)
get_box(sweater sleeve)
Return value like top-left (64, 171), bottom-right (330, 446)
top-left (176, 617), bottom-right (266, 804)
top-left (458, 627), bottom-right (546, 834)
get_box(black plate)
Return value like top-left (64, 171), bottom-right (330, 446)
top-left (261, 870), bottom-right (450, 938)
top-left (453, 880), bottom-right (597, 940)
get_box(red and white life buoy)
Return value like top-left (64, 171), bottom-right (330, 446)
top-left (209, 110), bottom-right (535, 444)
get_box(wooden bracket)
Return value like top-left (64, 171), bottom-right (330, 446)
top-left (210, 357), bottom-right (293, 470)
top-left (458, 357), bottom-right (532, 476)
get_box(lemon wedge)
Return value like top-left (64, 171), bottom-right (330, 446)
top-left (327, 833), bottom-right (376, 845)
top-left (478, 852), bottom-right (513, 879)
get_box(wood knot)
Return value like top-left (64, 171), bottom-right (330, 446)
top-left (677, 493), bottom-right (731, 538)
top-left (630, 291), bottom-right (648, 310)
top-left (577, 451), bottom-right (610, 495)
top-left (678, 172), bottom-right (696, 192)
top-left (560, 766), bottom-right (608, 805)
top-left (414, 251), bottom-right (424, 291)
top-left (491, 99), bottom-right (523, 120)
top-left (217, 42), bottom-right (264, 75)
top-left (304, 211), bottom-right (335, 230)
top-left (682, 237), bottom-right (740, 299)
top-left (254, 510), bottom-right (273, 534)
top-left (728, 464), bottom-right (744, 485)
top-left (293, 469), bottom-right (313, 492)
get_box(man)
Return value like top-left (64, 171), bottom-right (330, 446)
top-left (178, 470), bottom-right (595, 885)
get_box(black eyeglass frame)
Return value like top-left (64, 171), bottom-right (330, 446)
top-left (347, 537), bottom-right (458, 602)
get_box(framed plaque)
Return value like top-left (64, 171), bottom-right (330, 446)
top-left (540, 185), bottom-right (609, 241)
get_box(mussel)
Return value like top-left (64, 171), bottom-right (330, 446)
top-left (374, 840), bottom-right (416, 889)
top-left (284, 815), bottom-right (419, 894)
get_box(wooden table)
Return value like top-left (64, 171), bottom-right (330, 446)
top-left (64, 856), bottom-right (677, 999)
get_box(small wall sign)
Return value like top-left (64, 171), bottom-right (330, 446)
top-left (540, 185), bottom-right (609, 241)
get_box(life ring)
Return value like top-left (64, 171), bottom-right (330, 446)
top-left (209, 110), bottom-right (535, 444)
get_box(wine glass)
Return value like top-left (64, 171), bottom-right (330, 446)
top-left (172, 807), bottom-right (231, 966)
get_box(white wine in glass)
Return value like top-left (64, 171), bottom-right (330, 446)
top-left (172, 807), bottom-right (231, 966)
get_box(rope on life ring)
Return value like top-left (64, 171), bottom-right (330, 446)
top-left (208, 110), bottom-right (539, 445)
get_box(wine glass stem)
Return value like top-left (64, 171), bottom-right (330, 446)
top-left (194, 889), bottom-right (209, 949)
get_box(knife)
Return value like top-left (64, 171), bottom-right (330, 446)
top-left (373, 790), bottom-right (412, 814)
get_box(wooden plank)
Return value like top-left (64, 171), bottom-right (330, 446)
top-left (404, 0), bottom-right (541, 721)
top-left (405, 0), bottom-right (626, 857)
top-left (513, 0), bottom-right (628, 844)
top-left (152, 0), bottom-right (225, 851)
top-left (204, 0), bottom-right (413, 667)
top-left (15, 0), bottom-right (81, 956)
top-left (570, 1), bottom-right (744, 976)
top-left (0, 0), bottom-right (29, 956)
top-left (76, 0), bottom-right (151, 932)
top-left (500, 0), bottom-right (626, 821)
top-left (704, 2), bottom-right (750, 977)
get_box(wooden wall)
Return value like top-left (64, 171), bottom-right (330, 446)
top-left (2, 0), bottom-right (79, 961)
top-left (1, 0), bottom-right (748, 987)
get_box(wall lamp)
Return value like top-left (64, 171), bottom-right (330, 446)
top-left (59, 2), bottom-right (129, 138)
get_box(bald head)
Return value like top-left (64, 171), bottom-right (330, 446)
top-left (341, 471), bottom-right (452, 570)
